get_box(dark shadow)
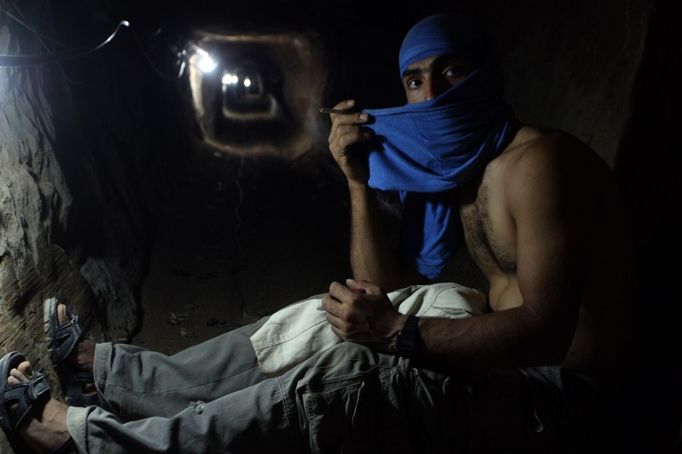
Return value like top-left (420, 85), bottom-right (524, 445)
top-left (614, 0), bottom-right (682, 451)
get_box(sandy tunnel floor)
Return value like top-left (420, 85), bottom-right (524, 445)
top-left (132, 144), bottom-right (353, 354)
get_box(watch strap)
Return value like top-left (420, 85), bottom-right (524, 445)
top-left (396, 315), bottom-right (421, 357)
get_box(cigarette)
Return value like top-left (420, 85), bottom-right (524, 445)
top-left (318, 107), bottom-right (349, 114)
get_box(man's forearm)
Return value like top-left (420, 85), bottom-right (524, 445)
top-left (348, 182), bottom-right (401, 290)
top-left (414, 306), bottom-right (574, 370)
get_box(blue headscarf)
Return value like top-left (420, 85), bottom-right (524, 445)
top-left (362, 13), bottom-right (518, 279)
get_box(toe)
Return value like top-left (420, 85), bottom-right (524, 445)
top-left (17, 360), bottom-right (33, 376)
top-left (10, 367), bottom-right (28, 383)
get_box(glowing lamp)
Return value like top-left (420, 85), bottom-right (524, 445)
top-left (194, 46), bottom-right (218, 73)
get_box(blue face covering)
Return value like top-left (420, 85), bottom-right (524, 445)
top-left (362, 13), bottom-right (518, 280)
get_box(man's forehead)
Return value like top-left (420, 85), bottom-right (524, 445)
top-left (403, 54), bottom-right (465, 76)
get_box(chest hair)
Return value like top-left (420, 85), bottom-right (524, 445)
top-left (459, 181), bottom-right (517, 275)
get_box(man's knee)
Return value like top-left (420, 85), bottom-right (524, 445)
top-left (322, 341), bottom-right (391, 367)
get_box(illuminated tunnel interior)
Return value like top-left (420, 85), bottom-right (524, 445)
top-left (0, 0), bottom-right (680, 451)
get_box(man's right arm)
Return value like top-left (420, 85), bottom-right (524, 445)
top-left (348, 182), bottom-right (430, 290)
top-left (328, 99), bottom-right (427, 291)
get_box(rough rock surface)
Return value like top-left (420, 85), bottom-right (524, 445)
top-left (1, 4), bottom-right (186, 449)
top-left (487, 0), bottom-right (653, 165)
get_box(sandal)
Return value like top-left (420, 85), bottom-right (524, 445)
top-left (43, 297), bottom-right (98, 407)
top-left (0, 351), bottom-right (75, 453)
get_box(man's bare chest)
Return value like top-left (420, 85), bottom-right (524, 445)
top-left (458, 181), bottom-right (517, 276)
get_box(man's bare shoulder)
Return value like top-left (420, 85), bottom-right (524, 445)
top-left (493, 125), bottom-right (606, 181)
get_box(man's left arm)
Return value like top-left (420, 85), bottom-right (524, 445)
top-left (323, 146), bottom-right (582, 370)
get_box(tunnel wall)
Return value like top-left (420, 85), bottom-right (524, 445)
top-left (0, 0), bottom-right (187, 427)
top-left (487, 0), bottom-right (652, 166)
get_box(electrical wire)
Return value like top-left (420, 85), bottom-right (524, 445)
top-left (3, 9), bottom-right (69, 49)
top-left (0, 19), bottom-right (130, 67)
top-left (1, 10), bottom-right (183, 80)
top-left (8, 6), bottom-right (82, 86)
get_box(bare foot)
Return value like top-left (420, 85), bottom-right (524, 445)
top-left (57, 304), bottom-right (96, 395)
top-left (7, 361), bottom-right (71, 453)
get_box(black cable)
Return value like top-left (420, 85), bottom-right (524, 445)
top-left (0, 19), bottom-right (130, 67)
top-left (2, 11), bottom-right (183, 80)
top-left (3, 9), bottom-right (69, 49)
top-left (7, 6), bottom-right (84, 86)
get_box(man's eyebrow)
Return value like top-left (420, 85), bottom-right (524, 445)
top-left (402, 68), bottom-right (422, 79)
top-left (431, 55), bottom-right (463, 67)
top-left (402, 55), bottom-right (463, 79)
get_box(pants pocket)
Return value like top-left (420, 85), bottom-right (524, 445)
top-left (300, 367), bottom-right (412, 454)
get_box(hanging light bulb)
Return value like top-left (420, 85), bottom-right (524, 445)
top-left (222, 73), bottom-right (238, 85)
top-left (193, 46), bottom-right (218, 73)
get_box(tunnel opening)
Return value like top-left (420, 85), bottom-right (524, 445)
top-left (185, 31), bottom-right (327, 159)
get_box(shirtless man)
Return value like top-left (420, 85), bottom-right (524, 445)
top-left (325, 16), bottom-right (633, 377)
top-left (1, 12), bottom-right (633, 453)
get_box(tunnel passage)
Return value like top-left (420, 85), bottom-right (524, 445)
top-left (131, 26), bottom-right (357, 352)
top-left (186, 32), bottom-right (327, 159)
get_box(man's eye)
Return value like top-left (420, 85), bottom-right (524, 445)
top-left (443, 66), bottom-right (464, 78)
top-left (407, 78), bottom-right (423, 89)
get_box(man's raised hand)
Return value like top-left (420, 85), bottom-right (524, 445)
top-left (327, 100), bottom-right (373, 184)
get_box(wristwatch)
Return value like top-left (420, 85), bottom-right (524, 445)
top-left (395, 315), bottom-right (421, 357)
